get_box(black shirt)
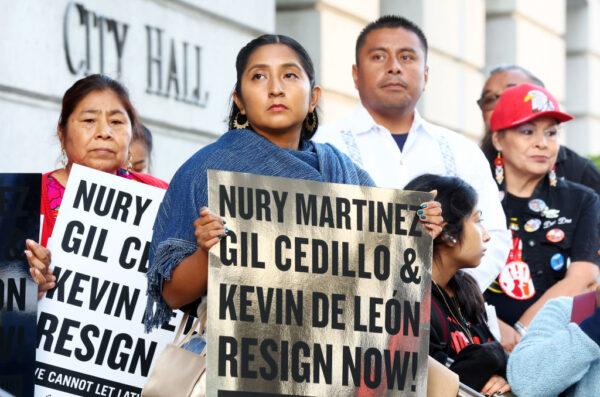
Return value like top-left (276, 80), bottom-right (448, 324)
top-left (430, 281), bottom-right (506, 391)
top-left (555, 145), bottom-right (600, 195)
top-left (484, 178), bottom-right (600, 325)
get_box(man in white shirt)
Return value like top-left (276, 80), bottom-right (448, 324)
top-left (314, 15), bottom-right (510, 291)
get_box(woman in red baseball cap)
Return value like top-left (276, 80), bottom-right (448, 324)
top-left (483, 83), bottom-right (600, 352)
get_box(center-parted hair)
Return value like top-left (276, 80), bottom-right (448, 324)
top-left (405, 174), bottom-right (485, 322)
top-left (355, 15), bottom-right (429, 65)
top-left (228, 34), bottom-right (319, 140)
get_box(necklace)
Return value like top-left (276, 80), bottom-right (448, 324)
top-left (433, 281), bottom-right (474, 344)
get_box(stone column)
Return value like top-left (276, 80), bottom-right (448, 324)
top-left (276, 0), bottom-right (379, 123)
top-left (565, 0), bottom-right (600, 155)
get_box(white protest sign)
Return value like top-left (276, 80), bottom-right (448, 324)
top-left (207, 171), bottom-right (433, 396)
top-left (35, 165), bottom-right (180, 397)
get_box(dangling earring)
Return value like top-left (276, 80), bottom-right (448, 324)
top-left (59, 148), bottom-right (68, 168)
top-left (494, 152), bottom-right (504, 185)
top-left (126, 152), bottom-right (133, 172)
top-left (549, 164), bottom-right (557, 187)
top-left (233, 112), bottom-right (250, 129)
top-left (304, 111), bottom-right (318, 133)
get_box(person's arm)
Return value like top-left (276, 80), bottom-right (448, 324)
top-left (497, 318), bottom-right (521, 352)
top-left (162, 249), bottom-right (208, 309)
top-left (461, 142), bottom-right (511, 292)
top-left (517, 261), bottom-right (599, 327)
top-left (480, 375), bottom-right (511, 396)
top-left (25, 239), bottom-right (56, 299)
top-left (448, 342), bottom-right (507, 392)
top-left (428, 322), bottom-right (451, 366)
top-left (508, 297), bottom-right (600, 397)
top-left (162, 208), bottom-right (223, 309)
top-left (144, 163), bottom-right (212, 331)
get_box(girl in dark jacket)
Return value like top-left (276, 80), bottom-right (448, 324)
top-left (406, 174), bottom-right (510, 396)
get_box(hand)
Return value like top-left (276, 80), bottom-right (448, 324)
top-left (481, 375), bottom-right (511, 396)
top-left (418, 190), bottom-right (444, 239)
top-left (25, 239), bottom-right (55, 300)
top-left (193, 207), bottom-right (226, 252)
top-left (498, 319), bottom-right (521, 352)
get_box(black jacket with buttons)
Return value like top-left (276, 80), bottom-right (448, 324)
top-left (484, 177), bottom-right (600, 325)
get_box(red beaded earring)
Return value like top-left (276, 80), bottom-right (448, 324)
top-left (494, 152), bottom-right (504, 185)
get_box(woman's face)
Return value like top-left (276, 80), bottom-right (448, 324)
top-left (61, 89), bottom-right (132, 173)
top-left (493, 117), bottom-right (560, 178)
top-left (453, 209), bottom-right (490, 269)
top-left (130, 139), bottom-right (149, 173)
top-left (234, 44), bottom-right (319, 138)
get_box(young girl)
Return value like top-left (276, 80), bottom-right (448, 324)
top-left (405, 174), bottom-right (510, 396)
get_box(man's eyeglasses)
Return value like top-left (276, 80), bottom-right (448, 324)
top-left (477, 94), bottom-right (500, 111)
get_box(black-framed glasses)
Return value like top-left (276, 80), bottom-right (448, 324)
top-left (477, 94), bottom-right (501, 111)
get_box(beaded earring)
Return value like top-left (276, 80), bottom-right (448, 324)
top-left (494, 152), bottom-right (504, 185)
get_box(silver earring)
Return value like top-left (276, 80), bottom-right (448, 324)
top-left (442, 232), bottom-right (457, 245)
top-left (59, 148), bottom-right (68, 168)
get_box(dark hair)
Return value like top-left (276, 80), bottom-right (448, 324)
top-left (132, 125), bottom-right (154, 170)
top-left (228, 34), bottom-right (319, 140)
top-left (58, 74), bottom-right (142, 142)
top-left (134, 125), bottom-right (154, 155)
top-left (355, 15), bottom-right (428, 65)
top-left (405, 174), bottom-right (485, 321)
top-left (488, 64), bottom-right (545, 87)
top-left (480, 65), bottom-right (545, 167)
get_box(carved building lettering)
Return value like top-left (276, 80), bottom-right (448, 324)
top-left (63, 1), bottom-right (209, 108)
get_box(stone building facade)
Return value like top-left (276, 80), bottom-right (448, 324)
top-left (1, 0), bottom-right (597, 180)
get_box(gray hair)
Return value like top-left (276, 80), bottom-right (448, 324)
top-left (488, 64), bottom-right (545, 87)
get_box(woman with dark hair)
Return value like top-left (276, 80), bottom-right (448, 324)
top-left (130, 125), bottom-right (154, 173)
top-left (484, 83), bottom-right (600, 352)
top-left (26, 74), bottom-right (167, 298)
top-left (405, 174), bottom-right (510, 396)
top-left (477, 65), bottom-right (600, 196)
top-left (143, 34), bottom-right (443, 337)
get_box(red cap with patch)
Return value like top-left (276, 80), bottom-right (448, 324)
top-left (490, 83), bottom-right (573, 132)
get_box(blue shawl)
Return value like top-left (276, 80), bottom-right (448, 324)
top-left (145, 129), bottom-right (374, 330)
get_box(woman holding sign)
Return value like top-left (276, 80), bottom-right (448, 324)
top-left (144, 34), bottom-right (444, 335)
top-left (26, 74), bottom-right (167, 298)
top-left (405, 174), bottom-right (510, 396)
top-left (483, 83), bottom-right (600, 352)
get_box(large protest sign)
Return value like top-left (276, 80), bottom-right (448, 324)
top-left (206, 171), bottom-right (433, 396)
top-left (0, 174), bottom-right (41, 397)
top-left (35, 165), bottom-right (178, 397)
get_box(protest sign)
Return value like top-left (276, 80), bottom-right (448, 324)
top-left (35, 165), bottom-right (179, 397)
top-left (206, 170), bottom-right (433, 396)
top-left (0, 174), bottom-right (40, 397)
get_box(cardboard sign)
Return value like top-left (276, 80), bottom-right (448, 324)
top-left (206, 171), bottom-right (433, 396)
top-left (35, 165), bottom-right (179, 397)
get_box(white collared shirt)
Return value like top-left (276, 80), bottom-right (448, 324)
top-left (314, 104), bottom-right (511, 291)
